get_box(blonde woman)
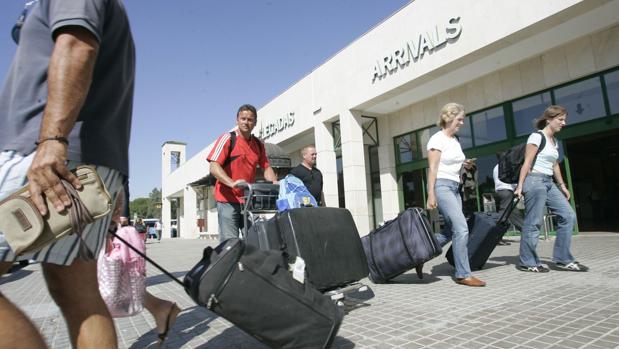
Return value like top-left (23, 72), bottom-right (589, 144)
top-left (426, 103), bottom-right (486, 287)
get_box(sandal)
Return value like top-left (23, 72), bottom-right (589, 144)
top-left (157, 303), bottom-right (181, 345)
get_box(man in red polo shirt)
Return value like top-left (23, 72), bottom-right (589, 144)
top-left (207, 104), bottom-right (278, 242)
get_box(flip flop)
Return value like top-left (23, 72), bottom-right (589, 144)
top-left (157, 303), bottom-right (181, 345)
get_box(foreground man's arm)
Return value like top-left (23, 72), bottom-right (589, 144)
top-left (27, 26), bottom-right (100, 215)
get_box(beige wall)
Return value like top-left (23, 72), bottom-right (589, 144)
top-left (390, 25), bottom-right (619, 134)
top-left (378, 25), bottom-right (618, 221)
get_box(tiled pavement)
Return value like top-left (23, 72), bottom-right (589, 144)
top-left (1, 233), bottom-right (619, 349)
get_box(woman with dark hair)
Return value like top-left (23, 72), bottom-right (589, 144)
top-left (514, 105), bottom-right (588, 273)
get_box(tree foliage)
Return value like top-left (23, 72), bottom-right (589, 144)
top-left (129, 187), bottom-right (162, 219)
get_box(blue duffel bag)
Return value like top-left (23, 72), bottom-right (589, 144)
top-left (276, 175), bottom-right (318, 212)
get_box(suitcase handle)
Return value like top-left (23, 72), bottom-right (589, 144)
top-left (110, 230), bottom-right (185, 288)
top-left (497, 195), bottom-right (520, 225)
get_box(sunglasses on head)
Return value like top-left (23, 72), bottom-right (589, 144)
top-left (11, 0), bottom-right (39, 44)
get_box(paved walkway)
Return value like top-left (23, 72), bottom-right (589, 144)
top-left (1, 233), bottom-right (618, 349)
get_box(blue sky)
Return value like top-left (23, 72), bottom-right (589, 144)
top-left (0, 0), bottom-right (410, 198)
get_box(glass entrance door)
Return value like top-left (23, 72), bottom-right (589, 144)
top-left (401, 169), bottom-right (426, 210)
top-left (565, 130), bottom-right (619, 232)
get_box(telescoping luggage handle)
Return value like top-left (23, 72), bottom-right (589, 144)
top-left (111, 233), bottom-right (248, 310)
top-left (242, 182), bottom-right (279, 213)
top-left (497, 195), bottom-right (520, 225)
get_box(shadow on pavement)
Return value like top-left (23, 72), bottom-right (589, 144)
top-left (428, 261), bottom-right (455, 277)
top-left (330, 335), bottom-right (356, 348)
top-left (485, 255), bottom-right (520, 269)
top-left (146, 271), bottom-right (188, 287)
top-left (195, 326), bottom-right (268, 349)
top-left (388, 272), bottom-right (442, 284)
top-left (129, 306), bottom-right (217, 349)
top-left (193, 325), bottom-right (356, 349)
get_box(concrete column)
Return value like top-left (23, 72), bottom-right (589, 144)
top-left (161, 197), bottom-right (171, 238)
top-left (340, 110), bottom-right (371, 236)
top-left (376, 116), bottom-right (401, 222)
top-left (182, 186), bottom-right (198, 239)
top-left (161, 141), bottom-right (186, 239)
top-left (314, 120), bottom-right (337, 207)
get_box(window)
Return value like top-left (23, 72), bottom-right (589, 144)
top-left (419, 126), bottom-right (440, 158)
top-left (470, 106), bottom-right (507, 146)
top-left (395, 133), bottom-right (417, 164)
top-left (605, 70), bottom-right (619, 115)
top-left (401, 170), bottom-right (426, 209)
top-left (554, 77), bottom-right (605, 125)
top-left (512, 92), bottom-right (552, 136)
top-left (369, 146), bottom-right (383, 228)
top-left (336, 156), bottom-right (345, 208)
top-left (458, 116), bottom-right (473, 149)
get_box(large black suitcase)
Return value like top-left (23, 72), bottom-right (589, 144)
top-left (361, 207), bottom-right (442, 284)
top-left (276, 207), bottom-right (369, 291)
top-left (184, 238), bottom-right (343, 349)
top-left (446, 197), bottom-right (518, 270)
top-left (245, 215), bottom-right (283, 251)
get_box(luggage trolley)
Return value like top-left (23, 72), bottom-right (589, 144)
top-left (241, 182), bottom-right (280, 245)
top-left (241, 183), bottom-right (373, 306)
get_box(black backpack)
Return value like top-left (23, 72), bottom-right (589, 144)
top-left (205, 131), bottom-right (237, 186)
top-left (497, 131), bottom-right (546, 184)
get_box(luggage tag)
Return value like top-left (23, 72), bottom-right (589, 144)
top-left (291, 256), bottom-right (305, 284)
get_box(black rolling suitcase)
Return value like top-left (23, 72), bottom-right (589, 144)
top-left (361, 207), bottom-right (442, 284)
top-left (109, 231), bottom-right (342, 349)
top-left (276, 207), bottom-right (369, 291)
top-left (184, 238), bottom-right (343, 349)
top-left (446, 197), bottom-right (518, 270)
top-left (245, 215), bottom-right (283, 250)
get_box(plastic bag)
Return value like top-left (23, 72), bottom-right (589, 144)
top-left (276, 174), bottom-right (318, 212)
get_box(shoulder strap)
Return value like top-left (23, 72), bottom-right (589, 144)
top-left (257, 137), bottom-right (266, 162)
top-left (222, 131), bottom-right (237, 168)
top-left (531, 130), bottom-right (546, 168)
top-left (536, 130), bottom-right (546, 153)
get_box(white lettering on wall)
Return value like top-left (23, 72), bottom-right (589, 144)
top-left (372, 17), bottom-right (462, 82)
top-left (258, 112), bottom-right (295, 140)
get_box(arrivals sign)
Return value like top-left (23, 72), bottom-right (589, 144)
top-left (372, 17), bottom-right (462, 82)
top-left (258, 112), bottom-right (295, 140)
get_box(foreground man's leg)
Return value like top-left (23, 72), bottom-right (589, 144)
top-left (0, 261), bottom-right (47, 349)
top-left (43, 259), bottom-right (117, 349)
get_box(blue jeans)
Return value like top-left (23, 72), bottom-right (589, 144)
top-left (519, 173), bottom-right (576, 267)
top-left (217, 201), bottom-right (243, 243)
top-left (435, 179), bottom-right (472, 279)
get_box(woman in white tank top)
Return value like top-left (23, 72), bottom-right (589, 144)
top-left (514, 105), bottom-right (588, 273)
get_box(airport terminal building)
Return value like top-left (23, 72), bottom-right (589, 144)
top-left (161, 0), bottom-right (619, 238)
